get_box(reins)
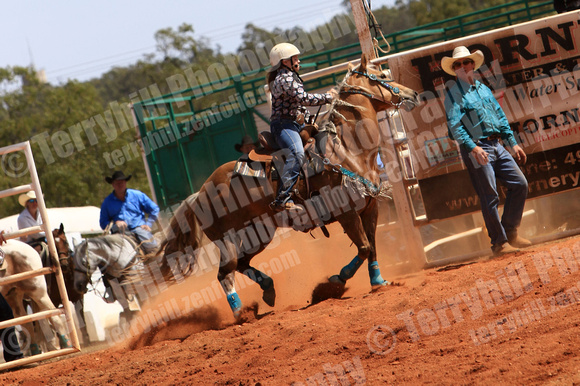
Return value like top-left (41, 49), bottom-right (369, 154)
top-left (309, 151), bottom-right (391, 199)
top-left (308, 65), bottom-right (395, 199)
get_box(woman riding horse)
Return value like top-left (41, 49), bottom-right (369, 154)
top-left (267, 42), bottom-right (337, 213)
top-left (150, 53), bottom-right (419, 318)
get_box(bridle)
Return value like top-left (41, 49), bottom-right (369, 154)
top-left (341, 69), bottom-right (406, 108)
top-left (73, 241), bottom-right (92, 281)
top-left (54, 237), bottom-right (73, 263)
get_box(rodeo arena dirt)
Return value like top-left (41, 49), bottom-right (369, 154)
top-left (1, 223), bottom-right (580, 385)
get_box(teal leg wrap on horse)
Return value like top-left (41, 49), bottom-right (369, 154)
top-left (339, 256), bottom-right (364, 282)
top-left (369, 261), bottom-right (389, 287)
top-left (30, 343), bottom-right (41, 355)
top-left (227, 293), bottom-right (243, 316)
top-left (59, 334), bottom-right (72, 348)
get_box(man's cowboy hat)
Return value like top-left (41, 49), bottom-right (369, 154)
top-left (234, 135), bottom-right (258, 153)
top-left (105, 170), bottom-right (132, 184)
top-left (441, 46), bottom-right (484, 76)
top-left (18, 191), bottom-right (37, 207)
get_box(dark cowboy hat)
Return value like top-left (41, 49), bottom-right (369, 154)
top-left (235, 135), bottom-right (258, 152)
top-left (105, 170), bottom-right (132, 184)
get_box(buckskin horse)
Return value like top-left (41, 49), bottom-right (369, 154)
top-left (149, 54), bottom-right (419, 317)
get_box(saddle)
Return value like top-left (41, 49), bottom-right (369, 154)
top-left (247, 124), bottom-right (322, 163)
top-left (233, 125), bottom-right (332, 238)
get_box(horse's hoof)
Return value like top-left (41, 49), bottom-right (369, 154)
top-left (371, 279), bottom-right (392, 290)
top-left (262, 286), bottom-right (276, 307)
top-left (328, 275), bottom-right (346, 285)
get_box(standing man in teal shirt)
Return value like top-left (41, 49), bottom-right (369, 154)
top-left (443, 46), bottom-right (531, 256)
top-left (100, 171), bottom-right (159, 253)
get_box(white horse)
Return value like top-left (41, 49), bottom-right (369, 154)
top-left (72, 234), bottom-right (146, 315)
top-left (0, 239), bottom-right (72, 355)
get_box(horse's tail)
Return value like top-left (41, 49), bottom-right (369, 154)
top-left (154, 193), bottom-right (204, 283)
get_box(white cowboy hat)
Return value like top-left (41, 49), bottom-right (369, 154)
top-left (18, 191), bottom-right (37, 207)
top-left (441, 46), bottom-right (484, 76)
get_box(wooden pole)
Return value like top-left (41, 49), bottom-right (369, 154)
top-left (349, 0), bottom-right (427, 270)
top-left (350, 0), bottom-right (376, 60)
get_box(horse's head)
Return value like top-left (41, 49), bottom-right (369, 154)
top-left (72, 240), bottom-right (91, 294)
top-left (53, 223), bottom-right (73, 270)
top-left (342, 54), bottom-right (419, 112)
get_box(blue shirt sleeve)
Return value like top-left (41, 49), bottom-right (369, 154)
top-left (139, 191), bottom-right (159, 227)
top-left (445, 85), bottom-right (478, 152)
top-left (99, 194), bottom-right (114, 229)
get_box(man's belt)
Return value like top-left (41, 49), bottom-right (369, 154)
top-left (485, 134), bottom-right (501, 141)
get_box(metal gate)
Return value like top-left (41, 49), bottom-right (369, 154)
top-left (0, 141), bottom-right (80, 371)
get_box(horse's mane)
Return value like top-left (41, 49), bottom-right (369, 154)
top-left (317, 66), bottom-right (368, 138)
top-left (76, 234), bottom-right (136, 269)
top-left (88, 234), bottom-right (135, 250)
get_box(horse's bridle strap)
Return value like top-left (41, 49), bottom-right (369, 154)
top-left (342, 70), bottom-right (404, 108)
top-left (349, 70), bottom-right (400, 94)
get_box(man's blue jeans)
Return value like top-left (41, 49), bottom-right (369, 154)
top-left (460, 139), bottom-right (528, 247)
top-left (112, 223), bottom-right (158, 254)
top-left (271, 119), bottom-right (305, 204)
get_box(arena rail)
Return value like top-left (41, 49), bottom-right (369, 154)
top-left (0, 141), bottom-right (80, 371)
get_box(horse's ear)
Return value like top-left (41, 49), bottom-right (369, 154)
top-left (360, 54), bottom-right (368, 72)
top-left (59, 223), bottom-right (65, 233)
top-left (348, 61), bottom-right (356, 71)
top-left (72, 238), bottom-right (82, 249)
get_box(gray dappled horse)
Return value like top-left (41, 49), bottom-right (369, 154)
top-left (72, 234), bottom-right (145, 316)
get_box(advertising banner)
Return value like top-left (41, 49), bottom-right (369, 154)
top-left (387, 11), bottom-right (580, 220)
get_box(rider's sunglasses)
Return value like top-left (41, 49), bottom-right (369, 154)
top-left (28, 199), bottom-right (37, 203)
top-left (453, 59), bottom-right (474, 69)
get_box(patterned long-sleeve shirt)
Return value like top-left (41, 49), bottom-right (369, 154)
top-left (270, 67), bottom-right (333, 121)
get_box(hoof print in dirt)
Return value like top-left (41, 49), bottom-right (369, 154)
top-left (234, 302), bottom-right (260, 324)
top-left (370, 281), bottom-right (401, 292)
top-left (311, 281), bottom-right (347, 305)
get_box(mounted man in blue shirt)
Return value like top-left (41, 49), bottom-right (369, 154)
top-left (99, 170), bottom-right (159, 254)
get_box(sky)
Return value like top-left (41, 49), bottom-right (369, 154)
top-left (2, 0), bottom-right (395, 84)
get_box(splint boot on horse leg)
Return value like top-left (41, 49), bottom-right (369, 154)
top-left (217, 239), bottom-right (243, 317)
top-left (329, 196), bottom-right (390, 289)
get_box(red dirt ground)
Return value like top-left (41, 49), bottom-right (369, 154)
top-left (2, 227), bottom-right (580, 385)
